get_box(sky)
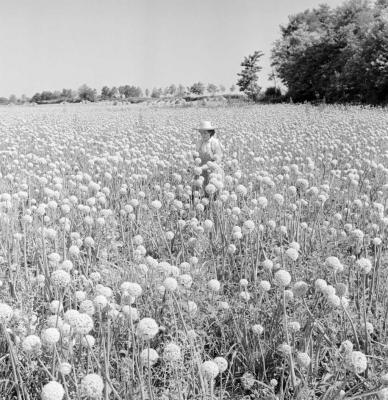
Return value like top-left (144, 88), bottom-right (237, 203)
top-left (0, 0), bottom-right (345, 98)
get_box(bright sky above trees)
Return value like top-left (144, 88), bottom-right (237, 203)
top-left (0, 0), bottom-right (345, 97)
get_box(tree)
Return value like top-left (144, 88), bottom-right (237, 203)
top-left (78, 84), bottom-right (96, 102)
top-left (61, 88), bottom-right (74, 101)
top-left (163, 87), bottom-right (170, 96)
top-left (118, 85), bottom-right (143, 98)
top-left (101, 86), bottom-right (111, 99)
top-left (109, 87), bottom-right (119, 99)
top-left (151, 87), bottom-right (162, 98)
top-left (52, 90), bottom-right (61, 100)
top-left (230, 85), bottom-right (236, 93)
top-left (207, 83), bottom-right (218, 95)
top-left (118, 86), bottom-right (126, 98)
top-left (167, 84), bottom-right (177, 96)
top-left (271, 0), bottom-right (388, 104)
top-left (237, 50), bottom-right (264, 101)
top-left (9, 94), bottom-right (17, 104)
top-left (219, 84), bottom-right (226, 93)
top-left (177, 84), bottom-right (186, 97)
top-left (190, 82), bottom-right (205, 95)
top-left (31, 93), bottom-right (41, 103)
top-left (40, 91), bottom-right (53, 101)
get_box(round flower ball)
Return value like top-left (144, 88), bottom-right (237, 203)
top-left (205, 183), bottom-right (217, 195)
top-left (80, 373), bottom-right (104, 399)
top-left (292, 281), bottom-right (309, 298)
top-left (278, 343), bottom-right (292, 356)
top-left (140, 348), bottom-right (159, 366)
top-left (327, 294), bottom-right (341, 308)
top-left (285, 248), bottom-right (299, 262)
top-left (241, 372), bottom-right (255, 390)
top-left (288, 241), bottom-right (300, 252)
top-left (64, 309), bottom-right (80, 325)
top-left (252, 324), bottom-right (264, 336)
top-left (22, 334), bottom-right (42, 354)
top-left (186, 301), bottom-right (198, 316)
top-left (163, 342), bottom-right (181, 363)
top-left (163, 277), bottom-right (178, 292)
top-left (315, 279), bottom-right (327, 292)
top-left (151, 200), bottom-right (162, 211)
top-left (296, 352), bottom-right (311, 368)
top-left (356, 258), bottom-right (372, 274)
top-left (0, 302), bottom-right (13, 324)
top-left (322, 285), bottom-right (336, 297)
top-left (345, 350), bottom-right (367, 374)
top-left (208, 279), bottom-right (221, 292)
top-left (49, 300), bottom-right (63, 314)
top-left (284, 289), bottom-right (294, 302)
top-left (80, 300), bottom-right (95, 316)
top-left (137, 317), bottom-right (159, 340)
top-left (262, 259), bottom-right (273, 272)
top-left (75, 290), bottom-right (87, 302)
top-left (325, 256), bottom-right (343, 273)
top-left (242, 219), bottom-right (255, 234)
top-left (73, 313), bottom-right (94, 335)
top-left (259, 280), bottom-right (271, 292)
top-left (378, 388), bottom-right (388, 400)
top-left (274, 270), bottom-right (291, 287)
top-left (228, 244), bottom-right (236, 254)
top-left (190, 256), bottom-right (199, 266)
top-left (381, 373), bottom-right (388, 386)
top-left (89, 272), bottom-right (101, 283)
top-left (51, 270), bottom-right (71, 288)
top-left (239, 279), bottom-right (248, 287)
top-left (218, 301), bottom-right (229, 310)
top-left (201, 360), bottom-right (219, 380)
top-left (58, 362), bottom-right (72, 375)
top-left (41, 327), bottom-right (60, 346)
top-left (240, 291), bottom-right (251, 301)
top-left (122, 306), bottom-right (139, 322)
top-left (340, 340), bottom-right (354, 354)
top-left (203, 219), bottom-right (214, 231)
top-left (213, 356), bottom-right (228, 373)
top-left (81, 335), bottom-right (96, 347)
top-left (93, 295), bottom-right (108, 309)
top-left (120, 282), bottom-right (142, 298)
top-left (270, 379), bottom-right (278, 387)
top-left (41, 381), bottom-right (65, 400)
top-left (178, 274), bottom-right (193, 289)
top-left (61, 260), bottom-right (73, 272)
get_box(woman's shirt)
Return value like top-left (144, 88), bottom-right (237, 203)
top-left (196, 137), bottom-right (223, 166)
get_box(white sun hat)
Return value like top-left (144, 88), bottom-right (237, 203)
top-left (195, 120), bottom-right (217, 131)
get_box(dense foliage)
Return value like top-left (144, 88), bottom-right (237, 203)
top-left (271, 0), bottom-right (388, 104)
top-left (237, 51), bottom-right (264, 101)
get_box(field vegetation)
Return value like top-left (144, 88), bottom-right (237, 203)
top-left (0, 103), bottom-right (387, 399)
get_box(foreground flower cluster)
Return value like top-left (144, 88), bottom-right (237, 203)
top-left (0, 103), bottom-right (387, 399)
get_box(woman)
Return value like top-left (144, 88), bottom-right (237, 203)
top-left (194, 121), bottom-right (224, 195)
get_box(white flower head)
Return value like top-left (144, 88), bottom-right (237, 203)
top-left (80, 373), bottom-right (104, 399)
top-left (41, 381), bottom-right (65, 400)
top-left (137, 317), bottom-right (159, 340)
top-left (201, 360), bottom-right (219, 380)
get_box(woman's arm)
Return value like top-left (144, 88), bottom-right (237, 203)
top-left (211, 138), bottom-right (223, 163)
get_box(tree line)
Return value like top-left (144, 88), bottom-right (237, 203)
top-left (271, 0), bottom-right (388, 104)
top-left (1, 83), bottom-right (237, 105)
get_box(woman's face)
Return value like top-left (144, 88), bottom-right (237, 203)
top-left (200, 130), bottom-right (211, 141)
